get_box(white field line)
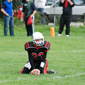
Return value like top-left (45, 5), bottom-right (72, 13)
top-left (0, 36), bottom-right (85, 38)
top-left (0, 50), bottom-right (85, 54)
top-left (53, 72), bottom-right (85, 79)
top-left (51, 50), bottom-right (85, 53)
top-left (0, 36), bottom-right (29, 39)
top-left (0, 73), bottom-right (85, 83)
top-left (0, 52), bottom-right (27, 54)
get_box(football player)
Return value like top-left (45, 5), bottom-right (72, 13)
top-left (20, 32), bottom-right (56, 75)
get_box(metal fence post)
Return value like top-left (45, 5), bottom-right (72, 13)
top-left (84, 13), bottom-right (85, 25)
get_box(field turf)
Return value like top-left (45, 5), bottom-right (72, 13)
top-left (0, 22), bottom-right (85, 85)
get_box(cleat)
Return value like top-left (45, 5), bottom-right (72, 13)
top-left (47, 70), bottom-right (57, 74)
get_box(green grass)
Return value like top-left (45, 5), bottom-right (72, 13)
top-left (0, 21), bottom-right (85, 85)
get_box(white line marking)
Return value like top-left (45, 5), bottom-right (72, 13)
top-left (0, 73), bottom-right (85, 83)
top-left (0, 52), bottom-right (27, 54)
top-left (0, 50), bottom-right (85, 54)
top-left (53, 72), bottom-right (85, 79)
top-left (51, 50), bottom-right (85, 53)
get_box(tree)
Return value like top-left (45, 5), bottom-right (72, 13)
top-left (13, 0), bottom-right (22, 10)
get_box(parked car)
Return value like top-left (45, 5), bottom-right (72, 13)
top-left (46, 0), bottom-right (55, 6)
top-left (44, 0), bottom-right (85, 23)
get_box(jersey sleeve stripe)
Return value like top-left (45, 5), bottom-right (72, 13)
top-left (25, 44), bottom-right (27, 49)
top-left (27, 42), bottom-right (30, 48)
top-left (45, 41), bottom-right (48, 47)
top-left (47, 43), bottom-right (50, 49)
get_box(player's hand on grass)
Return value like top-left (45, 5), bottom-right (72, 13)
top-left (31, 69), bottom-right (40, 75)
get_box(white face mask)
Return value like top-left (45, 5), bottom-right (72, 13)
top-left (35, 39), bottom-right (42, 45)
top-left (34, 39), bottom-right (44, 46)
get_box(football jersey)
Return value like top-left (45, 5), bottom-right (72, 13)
top-left (24, 41), bottom-right (50, 69)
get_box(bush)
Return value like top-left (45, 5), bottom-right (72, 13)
top-left (34, 12), bottom-right (41, 25)
top-left (14, 17), bottom-right (25, 27)
top-left (34, 12), bottom-right (49, 25)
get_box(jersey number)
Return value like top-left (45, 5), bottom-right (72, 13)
top-left (32, 52), bottom-right (44, 59)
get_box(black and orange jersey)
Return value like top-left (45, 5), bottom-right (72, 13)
top-left (24, 41), bottom-right (50, 69)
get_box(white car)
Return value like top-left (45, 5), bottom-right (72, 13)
top-left (44, 0), bottom-right (85, 23)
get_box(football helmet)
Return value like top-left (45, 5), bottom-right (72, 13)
top-left (32, 32), bottom-right (44, 46)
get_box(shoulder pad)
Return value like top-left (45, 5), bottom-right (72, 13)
top-left (24, 41), bottom-right (33, 51)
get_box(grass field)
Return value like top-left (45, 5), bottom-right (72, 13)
top-left (0, 21), bottom-right (85, 85)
